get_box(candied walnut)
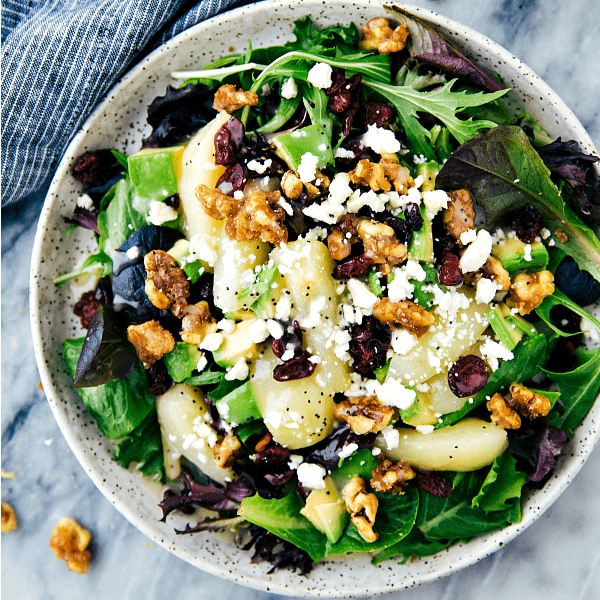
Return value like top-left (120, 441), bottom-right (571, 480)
top-left (226, 188), bottom-right (287, 245)
top-left (213, 433), bottom-right (243, 469)
top-left (144, 250), bottom-right (190, 318)
top-left (507, 270), bottom-right (555, 315)
top-left (370, 459), bottom-right (416, 494)
top-left (508, 383), bottom-right (551, 419)
top-left (327, 228), bottom-right (353, 261)
top-left (554, 228), bottom-right (568, 243)
top-left (127, 320), bottom-right (175, 367)
top-left (443, 189), bottom-right (475, 241)
top-left (212, 84), bottom-right (259, 113)
top-left (180, 301), bottom-right (217, 345)
top-left (343, 476), bottom-right (379, 542)
top-left (487, 393), bottom-right (521, 429)
top-left (1, 502), bottom-right (17, 533)
top-left (349, 158), bottom-right (412, 194)
top-left (334, 396), bottom-right (394, 435)
top-left (359, 17), bottom-right (409, 54)
top-left (281, 170), bottom-right (304, 199)
top-left (358, 219), bottom-right (407, 265)
top-left (465, 256), bottom-right (511, 292)
top-left (49, 517), bottom-right (91, 574)
top-left (196, 183), bottom-right (239, 220)
top-left (373, 297), bottom-right (435, 338)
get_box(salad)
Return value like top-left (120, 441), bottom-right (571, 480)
top-left (57, 6), bottom-right (600, 573)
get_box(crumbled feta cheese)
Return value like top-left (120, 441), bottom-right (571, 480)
top-left (372, 447), bottom-right (382, 456)
top-left (387, 268), bottom-right (414, 302)
top-left (334, 146), bottom-right (357, 159)
top-left (296, 462), bottom-right (327, 489)
top-left (413, 154), bottom-right (428, 164)
top-left (422, 189), bottom-right (449, 220)
top-left (265, 319), bottom-right (284, 340)
top-left (147, 200), bottom-right (178, 226)
top-left (360, 124), bottom-right (401, 154)
top-left (523, 244), bottom-right (533, 262)
top-left (391, 329), bottom-right (418, 355)
top-left (217, 319), bottom-right (236, 334)
top-left (307, 62), bottom-right (333, 88)
top-left (380, 426), bottom-right (400, 450)
top-left (541, 228), bottom-right (551, 240)
top-left (275, 294), bottom-right (292, 320)
top-left (196, 353), bottom-right (208, 372)
top-left (376, 378), bottom-right (416, 410)
top-left (203, 161), bottom-right (218, 171)
top-left (266, 409), bottom-right (282, 429)
top-left (225, 358), bottom-right (249, 381)
top-left (281, 77), bottom-right (298, 99)
top-left (405, 259), bottom-right (426, 282)
top-left (338, 443), bottom-right (359, 459)
top-left (480, 338), bottom-right (514, 371)
top-left (247, 158), bottom-right (272, 174)
top-left (297, 151), bottom-right (320, 183)
top-left (347, 279), bottom-right (378, 309)
top-left (199, 332), bottom-right (223, 351)
top-left (288, 454), bottom-right (304, 470)
top-left (218, 181), bottom-right (233, 194)
top-left (189, 234), bottom-right (218, 267)
top-left (459, 229), bottom-right (493, 273)
top-left (249, 319), bottom-right (270, 343)
top-left (126, 246), bottom-right (140, 260)
top-left (475, 278), bottom-right (497, 304)
top-left (460, 229), bottom-right (478, 245)
top-left (76, 193), bottom-right (94, 210)
top-left (416, 425), bottom-right (435, 434)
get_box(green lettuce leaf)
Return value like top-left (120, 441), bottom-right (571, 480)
top-left (436, 125), bottom-right (600, 282)
top-left (372, 527), bottom-right (452, 565)
top-left (162, 342), bottom-right (202, 383)
top-left (64, 338), bottom-right (154, 439)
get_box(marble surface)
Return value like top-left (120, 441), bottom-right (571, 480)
top-left (2, 0), bottom-right (600, 599)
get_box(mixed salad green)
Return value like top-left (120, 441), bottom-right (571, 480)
top-left (58, 7), bottom-right (600, 572)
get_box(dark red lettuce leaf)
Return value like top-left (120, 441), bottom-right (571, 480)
top-left (537, 138), bottom-right (599, 188)
top-left (64, 208), bottom-right (100, 234)
top-left (301, 426), bottom-right (376, 470)
top-left (385, 6), bottom-right (506, 93)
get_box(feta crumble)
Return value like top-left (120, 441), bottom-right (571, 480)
top-left (296, 462), bottom-right (327, 489)
top-left (281, 77), bottom-right (298, 99)
top-left (307, 62), bottom-right (333, 88)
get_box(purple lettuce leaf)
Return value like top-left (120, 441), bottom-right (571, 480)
top-left (385, 5), bottom-right (506, 93)
top-left (64, 208), bottom-right (100, 235)
top-left (537, 138), bottom-right (600, 188)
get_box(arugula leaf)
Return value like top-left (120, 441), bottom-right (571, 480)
top-left (64, 338), bottom-right (154, 439)
top-left (239, 489), bottom-right (328, 562)
top-left (303, 85), bottom-right (335, 141)
top-left (535, 290), bottom-right (600, 337)
top-left (411, 264), bottom-right (442, 310)
top-left (436, 126), bottom-right (600, 282)
top-left (163, 342), bottom-right (202, 383)
top-left (372, 527), bottom-right (452, 565)
top-left (54, 250), bottom-right (112, 286)
top-left (394, 58), bottom-right (447, 90)
top-left (284, 16), bottom-right (359, 56)
top-left (437, 335), bottom-right (547, 428)
top-left (416, 471), bottom-right (515, 540)
top-left (256, 93), bottom-right (301, 134)
top-left (363, 78), bottom-right (508, 160)
top-left (113, 410), bottom-right (165, 482)
top-left (325, 486), bottom-right (419, 556)
top-left (471, 450), bottom-right (527, 517)
top-left (235, 419), bottom-right (267, 447)
top-left (111, 149), bottom-right (129, 170)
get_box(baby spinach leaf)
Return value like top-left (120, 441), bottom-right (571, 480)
top-left (239, 489), bottom-right (328, 562)
top-left (185, 367), bottom-right (225, 387)
top-left (436, 125), bottom-right (600, 282)
top-left (325, 485), bottom-right (419, 556)
top-left (416, 471), bottom-right (514, 540)
top-left (437, 334), bottom-right (548, 428)
top-left (363, 78), bottom-right (508, 160)
top-left (113, 410), bottom-right (165, 482)
top-left (74, 305), bottom-right (137, 387)
top-left (64, 338), bottom-right (155, 439)
top-left (471, 450), bottom-right (527, 516)
top-left (372, 527), bottom-right (452, 565)
top-left (162, 342), bottom-right (202, 383)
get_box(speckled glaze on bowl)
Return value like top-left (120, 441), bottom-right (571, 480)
top-left (30, 1), bottom-right (600, 596)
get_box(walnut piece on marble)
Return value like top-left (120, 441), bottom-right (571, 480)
top-left (373, 297), bottom-right (435, 338)
top-left (49, 517), bottom-right (91, 574)
top-left (358, 219), bottom-right (407, 265)
top-left (212, 84), bottom-right (259, 113)
top-left (1, 502), bottom-right (17, 533)
top-left (370, 459), bottom-right (416, 494)
top-left (343, 476), bottom-right (379, 542)
top-left (443, 189), bottom-right (475, 241)
top-left (144, 250), bottom-right (189, 318)
top-left (359, 17), bottom-right (409, 54)
top-left (180, 301), bottom-right (218, 346)
top-left (213, 433), bottom-right (243, 469)
top-left (486, 392), bottom-right (522, 429)
top-left (508, 383), bottom-right (551, 420)
top-left (127, 320), bottom-right (175, 367)
top-left (334, 396), bottom-right (394, 435)
top-left (507, 270), bottom-right (555, 315)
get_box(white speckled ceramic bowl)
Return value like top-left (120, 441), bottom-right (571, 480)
top-left (30, 1), bottom-right (600, 596)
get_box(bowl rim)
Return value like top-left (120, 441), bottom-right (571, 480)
top-left (30, 1), bottom-right (600, 596)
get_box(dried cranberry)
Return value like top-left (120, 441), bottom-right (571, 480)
top-left (225, 116), bottom-right (245, 145)
top-left (363, 101), bottom-right (395, 128)
top-left (73, 291), bottom-right (100, 328)
top-left (334, 138), bottom-right (364, 171)
top-left (349, 316), bottom-right (391, 376)
top-left (164, 193), bottom-right (180, 210)
top-left (254, 444), bottom-right (291, 467)
top-left (447, 355), bottom-right (489, 397)
top-left (147, 360), bottom-right (173, 397)
top-left (384, 215), bottom-right (412, 246)
top-left (438, 251), bottom-right (463, 286)
top-left (273, 351), bottom-right (317, 381)
top-left (404, 203), bottom-right (424, 231)
top-left (512, 205), bottom-right (543, 243)
top-left (332, 254), bottom-right (375, 279)
top-left (434, 233), bottom-right (458, 261)
top-left (415, 469), bottom-right (453, 498)
top-left (216, 163), bottom-right (249, 196)
top-left (341, 102), bottom-right (361, 137)
top-left (272, 321), bottom-right (303, 359)
top-left (214, 126), bottom-right (236, 166)
top-left (72, 150), bottom-right (121, 188)
top-left (328, 90), bottom-right (352, 114)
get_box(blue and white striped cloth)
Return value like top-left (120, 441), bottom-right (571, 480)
top-left (1, 0), bottom-right (243, 206)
